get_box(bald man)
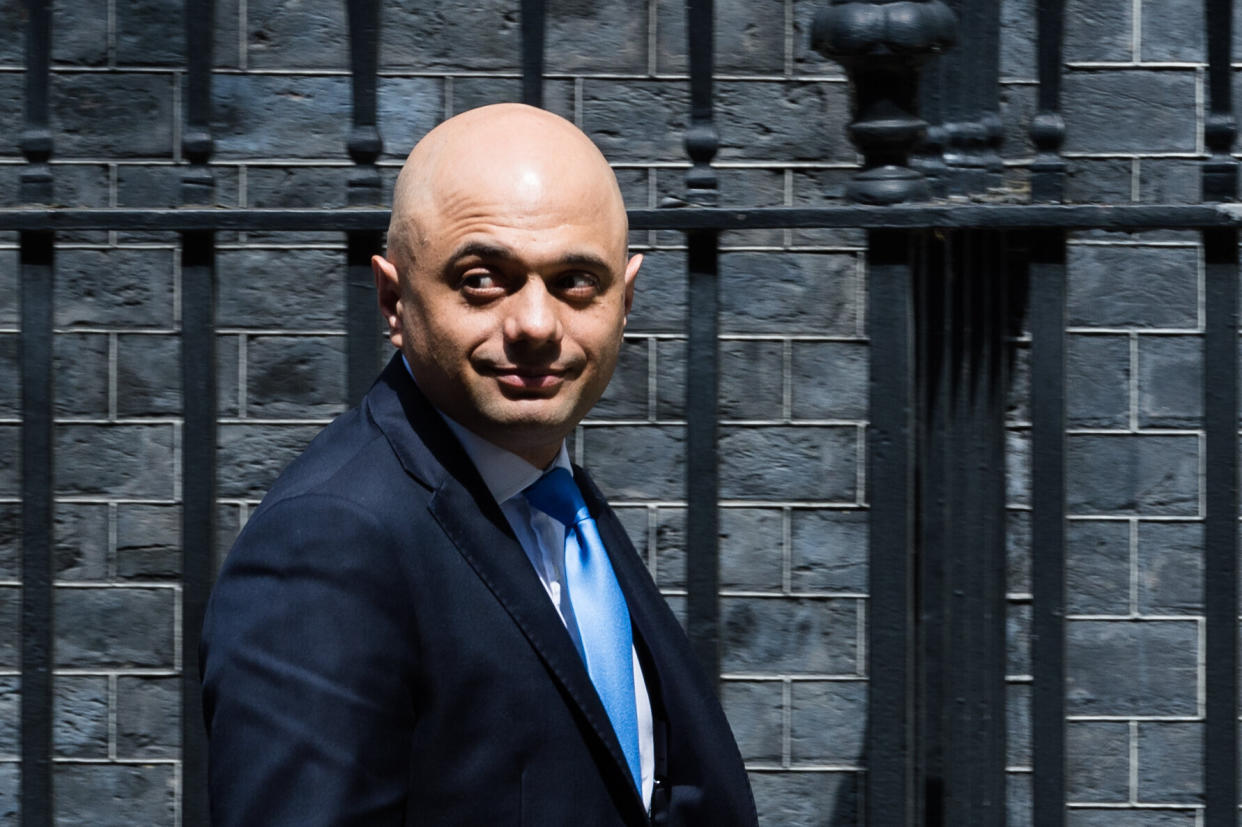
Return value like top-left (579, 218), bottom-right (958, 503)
top-left (200, 104), bottom-right (757, 826)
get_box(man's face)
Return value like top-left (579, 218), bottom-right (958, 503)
top-left (376, 162), bottom-right (640, 467)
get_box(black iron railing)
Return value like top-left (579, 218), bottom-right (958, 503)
top-left (7, 0), bottom-right (1241, 826)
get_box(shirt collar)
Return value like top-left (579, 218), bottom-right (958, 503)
top-left (401, 353), bottom-right (571, 504)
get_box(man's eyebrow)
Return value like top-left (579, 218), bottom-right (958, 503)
top-left (447, 242), bottom-right (613, 273)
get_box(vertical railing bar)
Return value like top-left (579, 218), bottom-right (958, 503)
top-left (683, 0), bottom-right (720, 688)
top-left (20, 1), bottom-right (55, 824)
top-left (180, 1), bottom-right (215, 823)
top-left (1202, 228), bottom-right (1239, 827)
top-left (1029, 228), bottom-right (1067, 827)
top-left (867, 228), bottom-right (918, 827)
top-left (346, 0), bottom-right (385, 405)
top-left (520, 0), bottom-right (546, 108)
top-left (1029, 0), bottom-right (1067, 203)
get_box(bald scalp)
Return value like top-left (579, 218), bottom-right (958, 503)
top-left (386, 103), bottom-right (628, 275)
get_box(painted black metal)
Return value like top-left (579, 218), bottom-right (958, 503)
top-left (1029, 228), bottom-right (1066, 827)
top-left (682, 0), bottom-right (721, 689)
top-left (1029, 0), bottom-right (1066, 202)
top-left (520, 0), bottom-right (545, 108)
top-left (1202, 228), bottom-right (1238, 827)
top-left (345, 0), bottom-right (385, 406)
top-left (867, 229), bottom-right (918, 827)
top-left (20, 2), bottom-right (54, 824)
top-left (180, 4), bottom-right (216, 821)
top-left (20, 231), bottom-right (54, 827)
top-left (1203, 0), bottom-right (1236, 202)
top-left (14, 204), bottom-right (1242, 232)
top-left (812, 0), bottom-right (956, 203)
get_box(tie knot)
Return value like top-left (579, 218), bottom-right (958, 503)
top-left (524, 467), bottom-right (590, 527)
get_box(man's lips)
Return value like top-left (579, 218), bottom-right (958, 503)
top-left (486, 365), bottom-right (567, 391)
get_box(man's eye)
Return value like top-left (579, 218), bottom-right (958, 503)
top-left (460, 270), bottom-right (503, 293)
top-left (556, 272), bottom-right (599, 293)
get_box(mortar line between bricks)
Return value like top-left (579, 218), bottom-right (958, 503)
top-left (1129, 332), bottom-right (1140, 430)
top-left (50, 757), bottom-right (180, 765)
top-left (1196, 616), bottom-right (1206, 717)
top-left (1065, 802), bottom-right (1203, 810)
top-left (1066, 614), bottom-right (1201, 621)
top-left (52, 582), bottom-right (180, 589)
top-left (1065, 60), bottom-right (1207, 69)
top-left (1065, 715), bottom-right (1203, 722)
top-left (783, 0), bottom-right (794, 78)
top-left (1130, 0), bottom-right (1141, 61)
top-left (580, 418), bottom-right (866, 426)
top-left (108, 674), bottom-right (117, 760)
top-left (1006, 766), bottom-right (1032, 773)
top-left (1129, 718), bottom-right (1139, 804)
top-left (106, 0), bottom-right (116, 67)
top-left (1065, 427), bottom-right (1201, 436)
top-left (781, 679), bottom-right (792, 768)
top-left (744, 764), bottom-right (862, 772)
top-left (646, 0), bottom-right (657, 77)
top-left (720, 590), bottom-right (867, 599)
top-left (51, 669), bottom-right (180, 676)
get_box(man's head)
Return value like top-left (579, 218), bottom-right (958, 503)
top-left (373, 103), bottom-right (641, 468)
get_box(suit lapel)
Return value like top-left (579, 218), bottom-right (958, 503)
top-left (366, 356), bottom-right (646, 820)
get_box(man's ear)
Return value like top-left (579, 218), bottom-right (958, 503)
top-left (372, 254), bottom-right (404, 348)
top-left (622, 253), bottom-right (641, 319)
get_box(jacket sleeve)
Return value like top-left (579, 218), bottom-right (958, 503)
top-left (200, 494), bottom-right (419, 826)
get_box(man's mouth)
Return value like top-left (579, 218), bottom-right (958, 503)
top-left (488, 366), bottom-right (566, 391)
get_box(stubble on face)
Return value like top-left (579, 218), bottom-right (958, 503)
top-left (376, 104), bottom-right (639, 467)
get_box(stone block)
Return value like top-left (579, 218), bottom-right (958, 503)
top-left (1137, 521), bottom-right (1202, 614)
top-left (1138, 335), bottom-right (1200, 429)
top-left (116, 333), bottom-right (241, 418)
top-left (715, 81), bottom-right (855, 164)
top-left (1063, 71), bottom-right (1197, 154)
top-left (116, 504), bottom-right (181, 580)
top-left (1067, 334), bottom-right (1129, 429)
top-left (719, 425), bottom-right (857, 502)
top-left (116, 164), bottom-right (240, 209)
top-left (0, 763), bottom-right (16, 822)
top-left (378, 77), bottom-right (445, 161)
top-left (717, 167), bottom-right (789, 248)
top-left (1066, 519), bottom-right (1130, 614)
top-left (544, 0), bottom-right (647, 74)
top-left (581, 80), bottom-right (690, 163)
top-left (653, 506), bottom-right (686, 590)
top-left (1066, 619), bottom-right (1198, 715)
top-left (245, 335), bottom-right (347, 418)
top-left (720, 252), bottom-right (861, 336)
top-left (54, 764), bottom-right (176, 826)
top-left (245, 166), bottom-right (351, 209)
top-left (627, 250), bottom-right (687, 334)
top-left (52, 74), bottom-right (175, 159)
top-left (1067, 435), bottom-right (1198, 516)
top-left (54, 425), bottom-right (176, 498)
top-left (0, 588), bottom-right (14, 668)
top-left (116, 0), bottom-right (241, 66)
top-left (1068, 243), bottom-right (1197, 329)
top-left (217, 248), bottom-right (345, 329)
top-left (719, 339), bottom-right (784, 421)
top-left (749, 770), bottom-right (858, 826)
top-left (1008, 510), bottom-right (1031, 594)
top-left (212, 75), bottom-right (351, 160)
top-left (116, 676), bottom-right (179, 758)
top-left (449, 78), bottom-right (575, 124)
top-left (1001, 0), bottom-right (1036, 79)
top-left (1000, 82), bottom-right (1039, 159)
top-left (658, 0), bottom-right (785, 74)
top-left (1068, 811), bottom-right (1196, 827)
top-left (655, 339), bottom-right (686, 419)
top-left (0, 677), bottom-right (16, 756)
top-left (1008, 430), bottom-right (1032, 508)
top-left (790, 679), bottom-right (865, 764)
top-left (789, 509), bottom-right (866, 593)
top-left (1008, 770), bottom-right (1032, 827)
top-left (53, 675), bottom-right (109, 758)
top-left (590, 337), bottom-right (649, 420)
top-left (55, 503), bottom-right (109, 581)
top-left (55, 248), bottom-right (176, 329)
top-left (1137, 722), bottom-right (1202, 804)
top-left (1141, 0), bottom-right (1203, 61)
top-left (1008, 602), bottom-right (1030, 675)
top-left (0, 505), bottom-right (13, 580)
top-left (1067, 720), bottom-right (1130, 802)
top-left (380, 0), bottom-right (521, 72)
top-left (216, 424), bottom-right (321, 499)
top-left (581, 425), bottom-right (685, 501)
top-left (0, 427), bottom-right (15, 498)
top-left (54, 587), bottom-right (175, 668)
top-left (720, 508), bottom-right (783, 592)
top-left (1007, 683), bottom-right (1031, 767)
top-left (720, 596), bottom-right (858, 674)
top-left (791, 341), bottom-right (868, 421)
top-left (1064, 0), bottom-right (1132, 61)
top-left (53, 333), bottom-right (109, 418)
top-left (1138, 159), bottom-right (1203, 204)
top-left (51, 0), bottom-right (108, 65)
top-left (0, 335), bottom-right (14, 417)
top-left (246, 0), bottom-right (347, 69)
top-left (611, 506), bottom-right (650, 571)
top-left (1066, 158), bottom-right (1135, 204)
top-left (720, 680), bottom-right (783, 764)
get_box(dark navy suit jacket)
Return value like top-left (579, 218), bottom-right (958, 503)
top-left (200, 354), bottom-right (757, 826)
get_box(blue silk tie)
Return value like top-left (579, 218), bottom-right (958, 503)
top-left (524, 467), bottom-right (642, 792)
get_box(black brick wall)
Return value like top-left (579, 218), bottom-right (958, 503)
top-left (0, 0), bottom-right (1228, 823)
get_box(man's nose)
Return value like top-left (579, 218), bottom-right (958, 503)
top-left (503, 277), bottom-right (562, 344)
